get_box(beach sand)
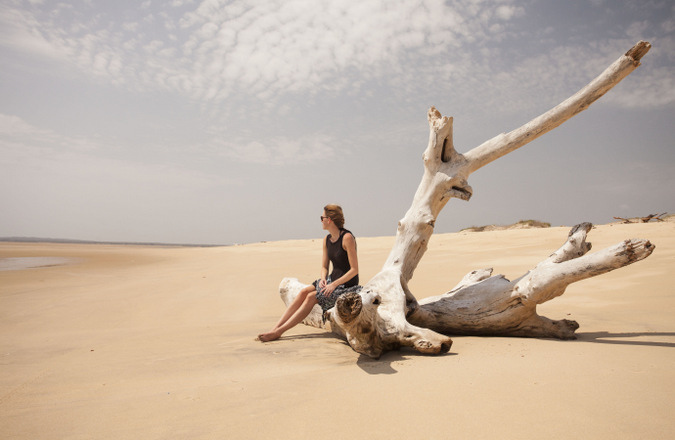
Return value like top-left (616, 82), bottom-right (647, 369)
top-left (1, 222), bottom-right (674, 439)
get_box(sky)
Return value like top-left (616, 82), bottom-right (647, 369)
top-left (1, 0), bottom-right (673, 245)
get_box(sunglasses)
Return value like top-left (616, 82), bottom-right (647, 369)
top-left (320, 216), bottom-right (330, 221)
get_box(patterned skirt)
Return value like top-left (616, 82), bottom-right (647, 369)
top-left (313, 277), bottom-right (363, 312)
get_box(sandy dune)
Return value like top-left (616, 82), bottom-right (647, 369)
top-left (1, 222), bottom-right (673, 439)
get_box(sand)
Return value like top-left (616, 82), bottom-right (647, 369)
top-left (1, 222), bottom-right (674, 439)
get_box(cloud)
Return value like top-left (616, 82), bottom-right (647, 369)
top-left (0, 113), bottom-right (238, 190)
top-left (494, 5), bottom-right (524, 21)
top-left (0, 113), bottom-right (97, 155)
top-left (0, 3), bottom-right (64, 59)
top-left (1, 0), bottom-right (672, 169)
top-left (603, 65), bottom-right (675, 108)
top-left (201, 131), bottom-right (339, 165)
top-left (1, 1), bottom-right (524, 103)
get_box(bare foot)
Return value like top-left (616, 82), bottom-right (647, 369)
top-left (257, 330), bottom-right (282, 342)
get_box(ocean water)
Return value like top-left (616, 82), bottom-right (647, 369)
top-left (0, 257), bottom-right (78, 272)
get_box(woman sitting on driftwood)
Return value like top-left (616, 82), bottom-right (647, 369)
top-left (257, 204), bottom-right (361, 342)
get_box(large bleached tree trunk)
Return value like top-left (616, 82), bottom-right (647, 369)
top-left (279, 41), bottom-right (654, 358)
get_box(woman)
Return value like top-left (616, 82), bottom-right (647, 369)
top-left (257, 204), bottom-right (361, 342)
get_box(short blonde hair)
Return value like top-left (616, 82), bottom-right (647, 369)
top-left (324, 204), bottom-right (345, 228)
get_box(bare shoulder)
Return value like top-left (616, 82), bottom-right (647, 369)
top-left (342, 231), bottom-right (356, 248)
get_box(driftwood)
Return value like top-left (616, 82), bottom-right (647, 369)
top-left (614, 213), bottom-right (668, 223)
top-left (279, 41), bottom-right (655, 358)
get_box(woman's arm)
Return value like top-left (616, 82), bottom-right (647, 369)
top-left (319, 236), bottom-right (330, 288)
top-left (323, 232), bottom-right (359, 294)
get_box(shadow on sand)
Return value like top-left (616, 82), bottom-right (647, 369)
top-left (356, 348), bottom-right (457, 375)
top-left (267, 331), bottom-right (674, 375)
top-left (576, 331), bottom-right (675, 348)
top-left (270, 332), bottom-right (457, 375)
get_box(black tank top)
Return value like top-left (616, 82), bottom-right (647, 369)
top-left (326, 229), bottom-right (359, 287)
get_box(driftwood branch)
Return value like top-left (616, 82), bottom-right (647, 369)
top-left (464, 41), bottom-right (651, 174)
top-left (279, 41), bottom-right (654, 358)
top-left (614, 213), bottom-right (668, 223)
top-left (409, 223), bottom-right (654, 338)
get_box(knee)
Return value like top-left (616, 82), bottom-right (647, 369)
top-left (300, 285), bottom-right (315, 297)
top-left (302, 295), bottom-right (318, 309)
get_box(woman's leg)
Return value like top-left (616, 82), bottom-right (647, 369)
top-left (271, 284), bottom-right (316, 330)
top-left (258, 292), bottom-right (319, 342)
top-left (258, 284), bottom-right (316, 341)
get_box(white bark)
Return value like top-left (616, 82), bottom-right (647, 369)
top-left (409, 223), bottom-right (654, 338)
top-left (278, 41), bottom-right (654, 358)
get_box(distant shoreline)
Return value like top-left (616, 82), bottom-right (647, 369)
top-left (0, 237), bottom-right (227, 248)
top-left (2, 216), bottom-right (671, 248)
top-left (0, 257), bottom-right (82, 272)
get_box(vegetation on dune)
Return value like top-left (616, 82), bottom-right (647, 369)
top-left (460, 220), bottom-right (551, 233)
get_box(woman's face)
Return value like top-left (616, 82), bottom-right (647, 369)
top-left (321, 211), bottom-right (330, 230)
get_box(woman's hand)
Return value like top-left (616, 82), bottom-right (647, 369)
top-left (319, 278), bottom-right (327, 289)
top-left (322, 282), bottom-right (337, 296)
